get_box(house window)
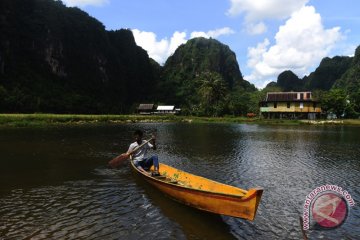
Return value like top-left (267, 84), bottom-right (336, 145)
top-left (300, 93), bottom-right (304, 100)
top-left (287, 102), bottom-right (291, 108)
top-left (274, 102), bottom-right (277, 108)
top-left (306, 93), bottom-right (311, 99)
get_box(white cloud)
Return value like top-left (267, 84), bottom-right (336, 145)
top-left (132, 29), bottom-right (182, 64)
top-left (246, 22), bottom-right (267, 35)
top-left (132, 28), bottom-right (235, 65)
top-left (168, 31), bottom-right (188, 56)
top-left (227, 0), bottom-right (309, 21)
top-left (227, 0), bottom-right (309, 35)
top-left (61, 0), bottom-right (109, 7)
top-left (342, 44), bottom-right (357, 57)
top-left (247, 39), bottom-right (270, 69)
top-left (190, 27), bottom-right (235, 39)
top-left (245, 6), bottom-right (343, 88)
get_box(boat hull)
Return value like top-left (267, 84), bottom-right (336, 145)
top-left (131, 162), bottom-right (263, 220)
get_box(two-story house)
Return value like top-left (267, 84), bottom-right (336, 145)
top-left (260, 92), bottom-right (321, 119)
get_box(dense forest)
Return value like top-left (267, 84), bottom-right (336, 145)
top-left (0, 0), bottom-right (359, 117)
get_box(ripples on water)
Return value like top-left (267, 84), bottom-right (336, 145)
top-left (0, 123), bottom-right (359, 239)
top-left (0, 168), bottom-right (183, 240)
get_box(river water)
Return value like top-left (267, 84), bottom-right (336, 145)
top-left (0, 123), bottom-right (359, 239)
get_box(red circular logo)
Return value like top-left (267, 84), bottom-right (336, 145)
top-left (312, 193), bottom-right (348, 228)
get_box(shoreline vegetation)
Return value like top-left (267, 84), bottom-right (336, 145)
top-left (0, 114), bottom-right (360, 127)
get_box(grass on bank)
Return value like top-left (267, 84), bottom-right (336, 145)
top-left (0, 113), bottom-right (255, 126)
top-left (0, 114), bottom-right (177, 127)
top-left (0, 113), bottom-right (359, 127)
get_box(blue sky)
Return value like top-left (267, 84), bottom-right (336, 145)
top-left (61, 0), bottom-right (359, 88)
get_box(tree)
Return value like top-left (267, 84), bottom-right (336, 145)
top-left (228, 90), bottom-right (250, 116)
top-left (346, 88), bottom-right (360, 118)
top-left (321, 89), bottom-right (347, 118)
top-left (0, 85), bottom-right (8, 109)
top-left (350, 89), bottom-right (360, 115)
top-left (196, 72), bottom-right (228, 116)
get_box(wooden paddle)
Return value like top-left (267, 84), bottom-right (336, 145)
top-left (108, 137), bottom-right (153, 168)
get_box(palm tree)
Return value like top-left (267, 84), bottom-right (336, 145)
top-left (197, 72), bottom-right (228, 115)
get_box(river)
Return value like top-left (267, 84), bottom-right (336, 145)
top-left (0, 123), bottom-right (359, 239)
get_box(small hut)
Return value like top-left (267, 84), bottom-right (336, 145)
top-left (137, 104), bottom-right (155, 115)
top-left (156, 105), bottom-right (181, 114)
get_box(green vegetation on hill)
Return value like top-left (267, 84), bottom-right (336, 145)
top-left (270, 56), bottom-right (353, 92)
top-left (333, 46), bottom-right (360, 116)
top-left (159, 37), bottom-right (256, 115)
top-left (161, 37), bottom-right (248, 91)
top-left (306, 56), bottom-right (352, 90)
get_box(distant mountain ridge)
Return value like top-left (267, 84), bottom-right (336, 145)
top-left (268, 53), bottom-right (357, 93)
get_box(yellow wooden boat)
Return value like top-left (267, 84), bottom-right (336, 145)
top-left (131, 161), bottom-right (263, 220)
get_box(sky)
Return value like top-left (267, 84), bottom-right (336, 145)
top-left (61, 0), bottom-right (360, 88)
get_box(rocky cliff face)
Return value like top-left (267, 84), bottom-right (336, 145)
top-left (0, 0), bottom-right (158, 113)
top-left (334, 46), bottom-right (360, 92)
top-left (306, 56), bottom-right (353, 91)
top-left (159, 37), bottom-right (254, 105)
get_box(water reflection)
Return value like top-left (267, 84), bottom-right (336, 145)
top-left (132, 172), bottom-right (236, 240)
top-left (0, 123), bottom-right (359, 239)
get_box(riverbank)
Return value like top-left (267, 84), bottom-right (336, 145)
top-left (0, 114), bottom-right (359, 127)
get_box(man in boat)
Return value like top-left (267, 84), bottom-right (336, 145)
top-left (128, 130), bottom-right (160, 176)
